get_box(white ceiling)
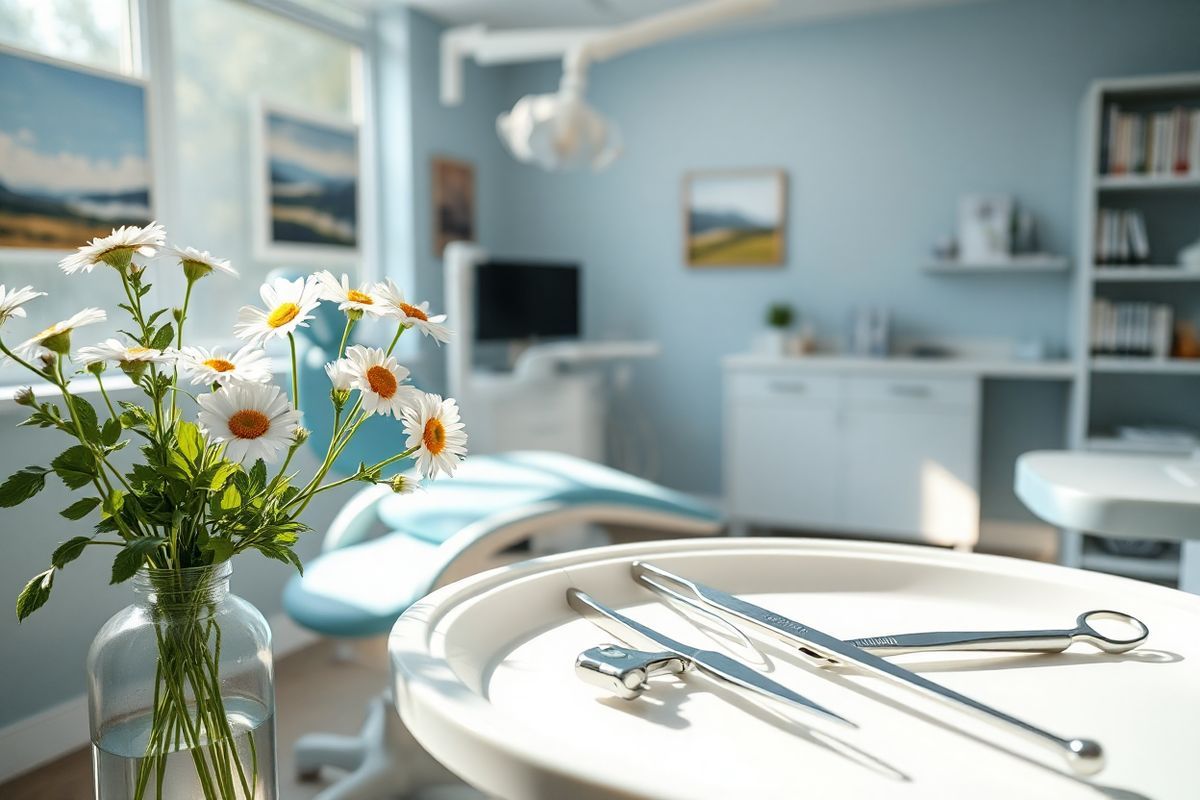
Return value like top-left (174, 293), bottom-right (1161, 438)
top-left (354, 0), bottom-right (990, 30)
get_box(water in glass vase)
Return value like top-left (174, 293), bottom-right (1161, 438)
top-left (92, 696), bottom-right (276, 799)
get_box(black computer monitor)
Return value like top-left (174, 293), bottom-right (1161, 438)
top-left (474, 260), bottom-right (580, 342)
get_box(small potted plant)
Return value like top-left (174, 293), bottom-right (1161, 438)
top-left (758, 302), bottom-right (794, 356)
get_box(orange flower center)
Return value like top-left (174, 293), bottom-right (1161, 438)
top-left (366, 365), bottom-right (397, 399)
top-left (203, 357), bottom-right (237, 373)
top-left (423, 418), bottom-right (446, 455)
top-left (267, 302), bottom-right (300, 328)
top-left (399, 302), bottom-right (428, 322)
top-left (227, 409), bottom-right (270, 440)
top-left (347, 289), bottom-right (373, 305)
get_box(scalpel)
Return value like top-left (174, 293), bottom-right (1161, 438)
top-left (566, 588), bottom-right (853, 727)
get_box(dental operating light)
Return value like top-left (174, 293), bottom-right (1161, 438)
top-left (440, 0), bottom-right (775, 171)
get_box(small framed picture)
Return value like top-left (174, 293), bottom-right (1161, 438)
top-left (683, 169), bottom-right (786, 267)
top-left (0, 45), bottom-right (153, 257)
top-left (253, 101), bottom-right (359, 262)
top-left (432, 157), bottom-right (475, 257)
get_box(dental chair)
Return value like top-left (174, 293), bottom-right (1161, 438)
top-left (281, 302), bottom-right (722, 799)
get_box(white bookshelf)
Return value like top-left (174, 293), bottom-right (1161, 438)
top-left (1065, 71), bottom-right (1200, 586)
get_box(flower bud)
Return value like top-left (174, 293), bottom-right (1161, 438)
top-left (86, 361), bottom-right (105, 376)
top-left (330, 388), bottom-right (350, 410)
top-left (13, 386), bottom-right (34, 407)
top-left (388, 474), bottom-right (421, 495)
top-left (172, 307), bottom-right (185, 325)
top-left (292, 427), bottom-right (311, 446)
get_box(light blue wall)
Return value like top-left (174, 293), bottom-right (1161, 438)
top-left (487, 0), bottom-right (1200, 497)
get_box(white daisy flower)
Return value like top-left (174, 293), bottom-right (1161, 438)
top-left (344, 345), bottom-right (415, 418)
top-left (401, 393), bottom-right (467, 479)
top-left (324, 357), bottom-right (356, 391)
top-left (313, 271), bottom-right (386, 317)
top-left (17, 308), bottom-right (106, 357)
top-left (170, 245), bottom-right (237, 280)
top-left (0, 285), bottom-right (46, 327)
top-left (59, 222), bottom-right (166, 274)
top-left (75, 338), bottom-right (175, 367)
top-left (175, 345), bottom-right (272, 386)
top-left (197, 382), bottom-right (301, 464)
top-left (233, 276), bottom-right (322, 346)
top-left (374, 279), bottom-right (451, 343)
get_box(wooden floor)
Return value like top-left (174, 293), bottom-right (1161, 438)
top-left (0, 638), bottom-right (476, 800)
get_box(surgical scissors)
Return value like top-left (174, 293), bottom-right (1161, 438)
top-left (846, 610), bottom-right (1148, 657)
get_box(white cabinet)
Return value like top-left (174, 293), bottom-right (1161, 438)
top-left (725, 366), bottom-right (981, 549)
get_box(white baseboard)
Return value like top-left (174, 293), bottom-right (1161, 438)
top-left (0, 611), bottom-right (322, 784)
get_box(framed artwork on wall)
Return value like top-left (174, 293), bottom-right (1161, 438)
top-left (0, 45), bottom-right (153, 256)
top-left (254, 101), bottom-right (359, 262)
top-left (683, 169), bottom-right (787, 267)
top-left (432, 156), bottom-right (475, 257)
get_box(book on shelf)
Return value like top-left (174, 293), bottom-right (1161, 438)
top-left (1090, 298), bottom-right (1172, 358)
top-left (1094, 208), bottom-right (1150, 264)
top-left (1102, 103), bottom-right (1200, 177)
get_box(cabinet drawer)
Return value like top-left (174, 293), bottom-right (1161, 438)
top-left (728, 372), bottom-right (840, 402)
top-left (845, 376), bottom-right (977, 408)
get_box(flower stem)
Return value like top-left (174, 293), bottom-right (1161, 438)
top-left (288, 333), bottom-right (299, 410)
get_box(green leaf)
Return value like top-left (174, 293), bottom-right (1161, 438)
top-left (249, 460), bottom-right (267, 492)
top-left (218, 484), bottom-right (241, 512)
top-left (101, 490), bottom-right (125, 519)
top-left (151, 323), bottom-right (174, 351)
top-left (203, 537), bottom-right (236, 563)
top-left (51, 446), bottom-right (96, 490)
top-left (176, 421), bottom-right (204, 463)
top-left (60, 497), bottom-right (101, 520)
top-left (207, 462), bottom-right (240, 493)
top-left (101, 418), bottom-right (122, 447)
top-left (70, 397), bottom-right (101, 442)
top-left (110, 537), bottom-right (166, 584)
top-left (16, 569), bottom-right (54, 621)
top-left (51, 536), bottom-right (92, 568)
top-left (0, 466), bottom-right (49, 507)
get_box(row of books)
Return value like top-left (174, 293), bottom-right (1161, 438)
top-left (1090, 299), bottom-right (1172, 358)
top-left (1094, 208), bottom-right (1150, 263)
top-left (1102, 105), bottom-right (1200, 176)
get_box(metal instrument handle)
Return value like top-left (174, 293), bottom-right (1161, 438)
top-left (575, 644), bottom-right (688, 700)
top-left (846, 609), bottom-right (1148, 656)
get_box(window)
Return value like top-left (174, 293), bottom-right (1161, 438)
top-left (169, 0), bottom-right (364, 343)
top-left (0, 0), bottom-right (368, 377)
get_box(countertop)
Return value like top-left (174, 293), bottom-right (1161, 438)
top-left (723, 353), bottom-right (1075, 380)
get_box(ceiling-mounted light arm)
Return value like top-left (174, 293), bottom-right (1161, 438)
top-left (560, 0), bottom-right (774, 89)
top-left (442, 0), bottom-right (775, 105)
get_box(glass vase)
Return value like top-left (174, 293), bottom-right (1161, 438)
top-left (87, 563), bottom-right (277, 799)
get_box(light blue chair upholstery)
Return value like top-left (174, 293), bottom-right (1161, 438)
top-left (283, 450), bottom-right (721, 637)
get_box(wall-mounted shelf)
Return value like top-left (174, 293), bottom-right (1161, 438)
top-left (1096, 174), bottom-right (1200, 192)
top-left (1094, 266), bottom-right (1200, 282)
top-left (1090, 356), bottom-right (1200, 374)
top-left (923, 255), bottom-right (1069, 274)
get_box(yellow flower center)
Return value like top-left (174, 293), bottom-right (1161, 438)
top-left (423, 417), bottom-right (446, 455)
top-left (399, 302), bottom-right (428, 322)
top-left (203, 358), bottom-right (237, 373)
top-left (347, 290), bottom-right (373, 305)
top-left (267, 302), bottom-right (300, 328)
top-left (125, 347), bottom-right (152, 358)
top-left (366, 365), bottom-right (397, 399)
top-left (227, 409), bottom-right (270, 440)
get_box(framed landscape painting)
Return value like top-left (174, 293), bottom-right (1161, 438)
top-left (683, 169), bottom-right (786, 267)
top-left (0, 46), bottom-right (152, 254)
top-left (432, 156), bottom-right (475, 257)
top-left (255, 102), bottom-right (359, 261)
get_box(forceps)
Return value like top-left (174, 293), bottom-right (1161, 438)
top-left (632, 561), bottom-right (1106, 776)
top-left (845, 610), bottom-right (1148, 658)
